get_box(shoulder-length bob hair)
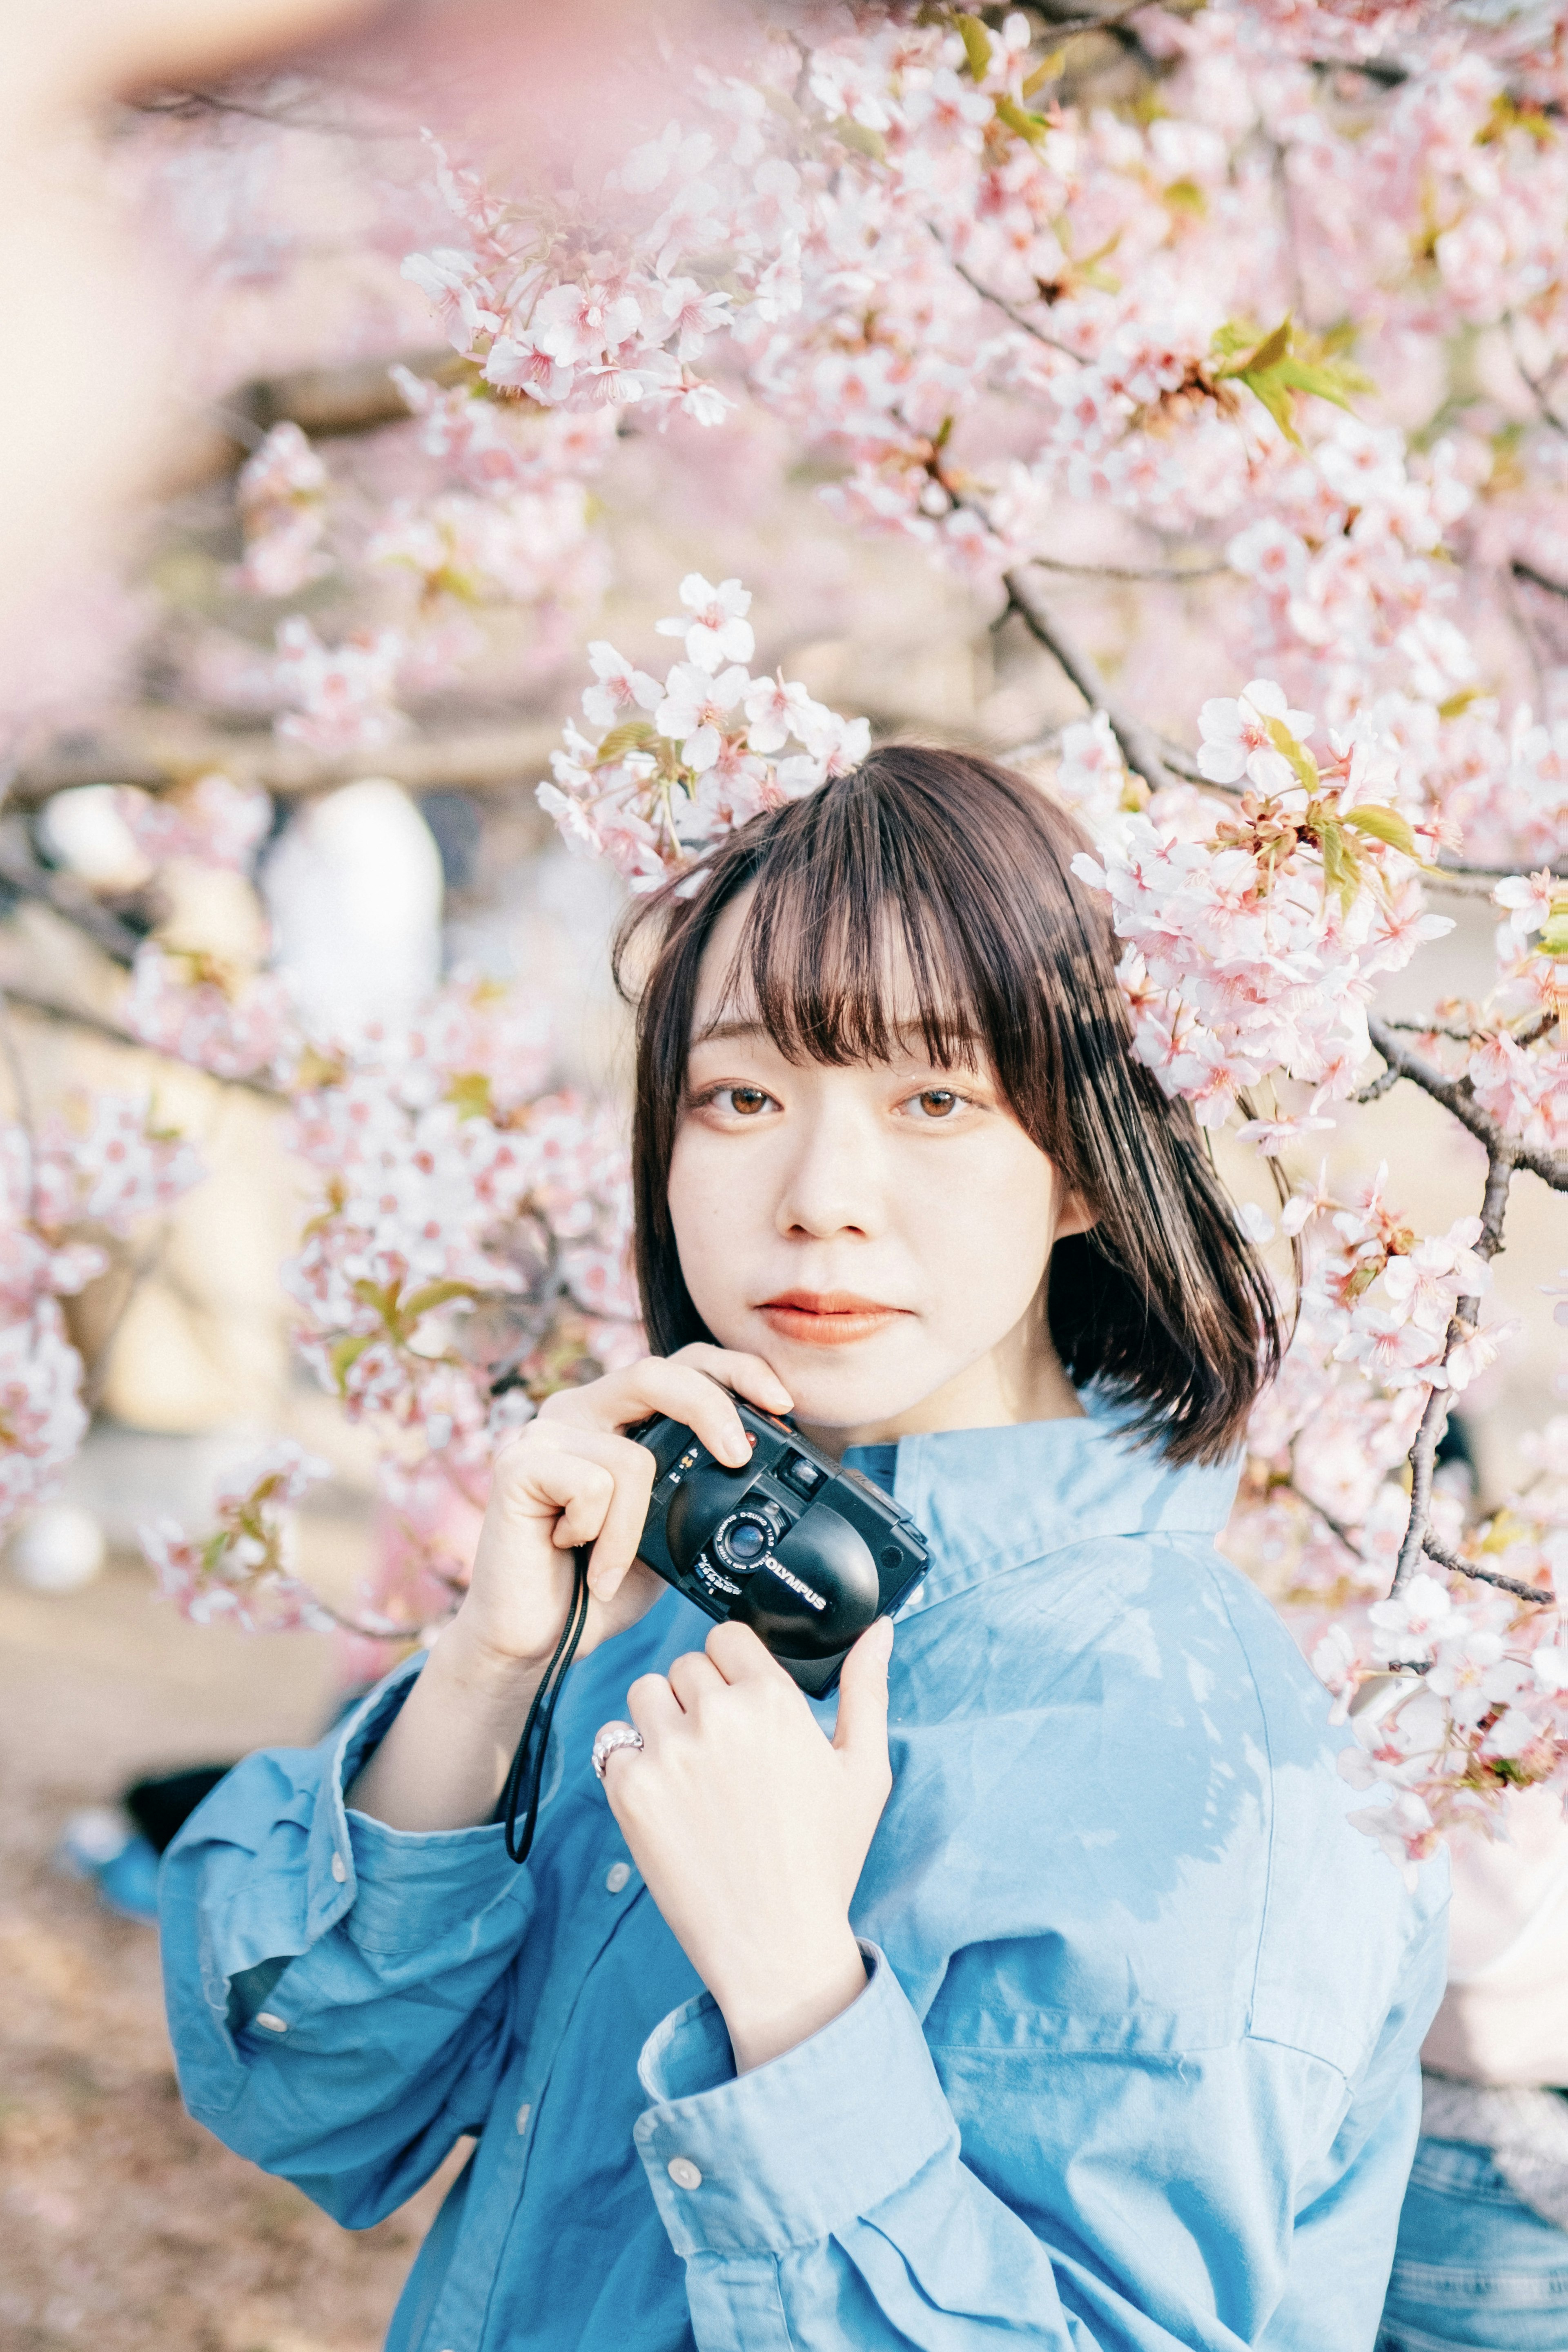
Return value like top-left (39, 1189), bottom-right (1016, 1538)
top-left (614, 745), bottom-right (1279, 1466)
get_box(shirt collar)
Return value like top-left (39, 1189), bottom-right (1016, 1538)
top-left (844, 1396), bottom-right (1239, 1619)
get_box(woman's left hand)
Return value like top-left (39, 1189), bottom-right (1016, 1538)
top-left (601, 1617), bottom-right (895, 2073)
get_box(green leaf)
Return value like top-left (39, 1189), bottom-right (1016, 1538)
top-left (1343, 805), bottom-right (1419, 859)
top-left (401, 1278), bottom-right (482, 1324)
top-left (957, 13), bottom-right (992, 80)
top-left (1318, 818), bottom-right (1363, 914)
top-left (594, 717), bottom-right (655, 766)
top-left (1240, 367), bottom-right (1302, 446)
top-left (351, 1276), bottom-right (402, 1325)
top-left (1211, 316), bottom-right (1372, 447)
top-left (329, 1333), bottom-right (372, 1393)
top-left (1164, 178), bottom-right (1207, 217)
top-left (994, 96), bottom-right (1047, 147)
top-left (1022, 48), bottom-right (1065, 96)
top-left (1210, 318), bottom-right (1260, 361)
top-left (1437, 686), bottom-right (1483, 721)
top-left (1540, 909), bottom-right (1568, 958)
top-left (1265, 715), bottom-right (1319, 793)
top-left (832, 116), bottom-right (886, 162)
top-left (1238, 316), bottom-right (1293, 375)
top-left (445, 1070), bottom-right (493, 1120)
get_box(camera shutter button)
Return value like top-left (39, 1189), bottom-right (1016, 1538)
top-left (667, 2156), bottom-right (702, 2191)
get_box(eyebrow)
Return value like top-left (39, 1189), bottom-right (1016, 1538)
top-left (691, 1017), bottom-right (768, 1045)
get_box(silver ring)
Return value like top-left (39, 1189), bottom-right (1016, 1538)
top-left (592, 1720), bottom-right (645, 1782)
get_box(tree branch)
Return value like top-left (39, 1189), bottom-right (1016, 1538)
top-left (0, 983), bottom-right (285, 1102)
top-left (1366, 1016), bottom-right (1565, 1193)
top-left (1027, 553), bottom-right (1231, 583)
top-left (1000, 572), bottom-right (1209, 791)
top-left (1390, 1140), bottom-right (1517, 1595)
top-left (0, 843), bottom-right (148, 966)
top-left (9, 712), bottom-right (566, 809)
top-left (1511, 557), bottom-right (1568, 601)
top-left (1423, 1537), bottom-right (1554, 1607)
top-left (1504, 317), bottom-right (1568, 438)
top-left (1353, 1062), bottom-right (1401, 1105)
top-left (938, 238), bottom-right (1083, 359)
top-left (1034, 0), bottom-right (1168, 37)
top-left (167, 346), bottom-right (462, 489)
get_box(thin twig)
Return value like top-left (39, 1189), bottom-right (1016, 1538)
top-left (1512, 556), bottom-right (1568, 599)
top-left (1000, 572), bottom-right (1212, 792)
top-left (1035, 0), bottom-right (1165, 38)
top-left (1353, 1063), bottom-right (1402, 1105)
top-left (1390, 1143), bottom-right (1517, 1595)
top-left (1501, 558), bottom-right (1551, 708)
top-left (1423, 1538), bottom-right (1554, 1607)
top-left (942, 242), bottom-right (1083, 359)
top-left (1504, 317), bottom-right (1568, 437)
top-left (1027, 552), bottom-right (1231, 583)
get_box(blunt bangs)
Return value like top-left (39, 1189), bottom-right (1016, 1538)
top-left (615, 745), bottom-right (1281, 1466)
top-left (705, 775), bottom-right (994, 1074)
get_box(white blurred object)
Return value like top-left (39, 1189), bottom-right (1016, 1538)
top-left (37, 786), bottom-right (154, 890)
top-left (58, 1806), bottom-right (133, 1870)
top-left (263, 778), bottom-right (443, 1030)
top-left (9, 1500), bottom-right (107, 1592)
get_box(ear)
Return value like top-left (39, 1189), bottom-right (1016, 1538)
top-left (1054, 1187), bottom-right (1098, 1241)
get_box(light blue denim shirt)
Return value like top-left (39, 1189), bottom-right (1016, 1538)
top-left (160, 1406), bottom-right (1448, 2351)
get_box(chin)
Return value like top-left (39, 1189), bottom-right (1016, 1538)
top-left (753, 1336), bottom-right (952, 1435)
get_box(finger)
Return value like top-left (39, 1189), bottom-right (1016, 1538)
top-left (833, 1617), bottom-right (893, 1760)
top-left (546, 1357), bottom-right (754, 1468)
top-left (671, 1342), bottom-right (794, 1416)
top-left (576, 1434), bottom-right (656, 1599)
top-left (626, 1670), bottom-right (684, 1744)
top-left (666, 1647), bottom-right (726, 1713)
top-left (705, 1618), bottom-right (793, 1686)
top-left (504, 1426), bottom-right (654, 1599)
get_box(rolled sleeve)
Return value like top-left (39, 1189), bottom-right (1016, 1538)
top-left (160, 1650), bottom-right (538, 2218)
top-left (633, 1943), bottom-right (956, 2258)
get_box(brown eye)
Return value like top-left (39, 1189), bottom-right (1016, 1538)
top-left (907, 1088), bottom-right (962, 1119)
top-left (719, 1086), bottom-right (773, 1117)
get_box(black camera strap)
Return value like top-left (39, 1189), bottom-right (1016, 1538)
top-left (500, 1546), bottom-right (592, 1865)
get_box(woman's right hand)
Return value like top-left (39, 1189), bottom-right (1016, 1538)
top-left (448, 1343), bottom-right (795, 1678)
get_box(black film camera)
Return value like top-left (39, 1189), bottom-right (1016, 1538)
top-left (631, 1401), bottom-right (929, 1697)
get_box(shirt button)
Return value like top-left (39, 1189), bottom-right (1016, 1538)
top-left (666, 2156), bottom-right (702, 2191)
top-left (605, 1862), bottom-right (631, 1894)
top-left (255, 2013), bottom-right (287, 2033)
top-left (331, 1853), bottom-right (347, 1883)
top-left (515, 2102), bottom-right (531, 2135)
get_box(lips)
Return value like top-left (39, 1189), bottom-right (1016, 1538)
top-left (756, 1290), bottom-right (912, 1347)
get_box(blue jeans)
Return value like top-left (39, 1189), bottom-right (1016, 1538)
top-left (1378, 2136), bottom-right (1568, 2352)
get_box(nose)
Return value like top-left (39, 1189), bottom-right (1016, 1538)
top-left (774, 1095), bottom-right (882, 1241)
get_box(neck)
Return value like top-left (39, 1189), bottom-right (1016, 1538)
top-left (797, 1309), bottom-right (1083, 1462)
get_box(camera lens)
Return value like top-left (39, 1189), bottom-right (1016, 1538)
top-left (722, 1516), bottom-right (768, 1564)
top-left (709, 1501), bottom-right (787, 1575)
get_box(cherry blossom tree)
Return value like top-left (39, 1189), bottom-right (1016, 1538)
top-left (2, 0), bottom-right (1564, 1871)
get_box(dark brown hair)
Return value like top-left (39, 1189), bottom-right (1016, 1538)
top-left (614, 746), bottom-right (1279, 1465)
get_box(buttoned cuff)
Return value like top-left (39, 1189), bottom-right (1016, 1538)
top-left (633, 1943), bottom-right (958, 2256)
top-left (330, 1654), bottom-right (525, 1957)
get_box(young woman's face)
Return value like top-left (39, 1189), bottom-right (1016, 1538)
top-left (666, 889), bottom-right (1091, 1446)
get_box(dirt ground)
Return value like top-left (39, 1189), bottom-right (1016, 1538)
top-left (0, 1534), bottom-right (463, 2352)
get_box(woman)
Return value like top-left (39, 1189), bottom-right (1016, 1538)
top-left (161, 749), bottom-right (1448, 2350)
